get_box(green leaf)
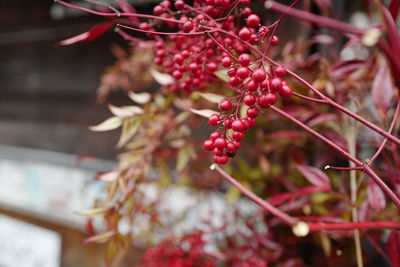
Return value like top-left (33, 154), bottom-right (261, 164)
top-left (214, 70), bottom-right (229, 82)
top-left (195, 92), bottom-right (225, 103)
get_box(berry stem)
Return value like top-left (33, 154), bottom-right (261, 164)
top-left (213, 165), bottom-right (298, 226)
top-left (270, 105), bottom-right (400, 210)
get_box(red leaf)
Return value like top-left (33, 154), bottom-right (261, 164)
top-left (386, 230), bottom-right (400, 267)
top-left (328, 60), bottom-right (365, 77)
top-left (296, 164), bottom-right (331, 189)
top-left (367, 180), bottom-right (387, 211)
top-left (117, 0), bottom-right (140, 26)
top-left (372, 64), bottom-right (393, 118)
top-left (307, 113), bottom-right (337, 127)
top-left (59, 22), bottom-right (113, 46)
top-left (389, 0), bottom-right (400, 21)
top-left (380, 4), bottom-right (400, 61)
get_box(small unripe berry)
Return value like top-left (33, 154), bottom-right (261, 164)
top-left (246, 14), bottom-right (260, 28)
top-left (219, 99), bottom-right (232, 111)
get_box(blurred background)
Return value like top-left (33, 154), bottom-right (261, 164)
top-left (0, 0), bottom-right (361, 266)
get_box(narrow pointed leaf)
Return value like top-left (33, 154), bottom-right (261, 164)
top-left (296, 164), bottom-right (331, 189)
top-left (196, 92), bottom-right (225, 103)
top-left (117, 0), bottom-right (140, 25)
top-left (190, 108), bottom-right (219, 118)
top-left (108, 104), bottom-right (144, 118)
top-left (372, 64), bottom-right (393, 118)
top-left (59, 22), bottom-right (113, 46)
top-left (89, 117), bottom-right (122, 131)
top-left (150, 68), bottom-right (174, 85)
top-left (128, 92), bottom-right (151, 104)
top-left (83, 230), bottom-right (115, 244)
top-left (367, 180), bottom-right (386, 211)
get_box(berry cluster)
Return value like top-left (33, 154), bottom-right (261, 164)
top-left (140, 0), bottom-right (293, 164)
top-left (203, 63), bottom-right (292, 164)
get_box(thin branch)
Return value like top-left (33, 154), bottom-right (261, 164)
top-left (213, 165), bottom-right (298, 226)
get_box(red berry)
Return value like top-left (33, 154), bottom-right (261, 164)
top-left (226, 142), bottom-right (237, 151)
top-left (270, 77), bottom-right (282, 92)
top-left (243, 94), bottom-right (256, 106)
top-left (189, 62), bottom-right (199, 72)
top-left (247, 14), bottom-right (260, 28)
top-left (252, 68), bottom-right (266, 83)
top-left (242, 7), bottom-right (252, 17)
top-left (208, 114), bottom-right (220, 125)
top-left (214, 137), bottom-right (227, 149)
top-left (229, 76), bottom-right (243, 86)
top-left (238, 27), bottom-right (251, 41)
top-left (232, 131), bottom-right (244, 141)
top-left (221, 56), bottom-right (232, 68)
top-left (213, 148), bottom-right (224, 156)
top-left (238, 53), bottom-right (251, 66)
top-left (173, 54), bottom-right (184, 65)
top-left (245, 79), bottom-right (258, 92)
top-left (175, 0), bottom-right (184, 9)
top-left (153, 5), bottom-right (164, 15)
top-left (219, 99), bottom-right (232, 111)
top-left (207, 62), bottom-right (217, 72)
top-left (241, 118), bottom-right (250, 130)
top-left (258, 93), bottom-right (277, 108)
top-left (236, 67), bottom-right (250, 79)
top-left (275, 65), bottom-right (286, 77)
top-left (203, 139), bottom-right (214, 150)
top-left (271, 35), bottom-right (279, 45)
top-left (232, 119), bottom-right (245, 132)
top-left (247, 106), bottom-right (259, 117)
top-left (233, 140), bottom-right (240, 148)
top-left (279, 85), bottom-right (293, 98)
top-left (223, 118), bottom-right (232, 128)
top-left (226, 150), bottom-right (236, 158)
top-left (260, 79), bottom-right (270, 89)
top-left (241, 0), bottom-right (250, 5)
top-left (172, 70), bottom-right (183, 79)
top-left (210, 131), bottom-right (221, 140)
top-left (228, 67), bottom-right (237, 77)
top-left (183, 21), bottom-right (194, 32)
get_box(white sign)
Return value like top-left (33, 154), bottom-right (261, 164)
top-left (0, 214), bottom-right (61, 267)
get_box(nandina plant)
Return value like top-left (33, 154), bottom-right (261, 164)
top-left (58, 0), bottom-right (400, 266)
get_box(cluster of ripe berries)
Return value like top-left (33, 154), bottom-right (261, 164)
top-left (145, 0), bottom-right (293, 164)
